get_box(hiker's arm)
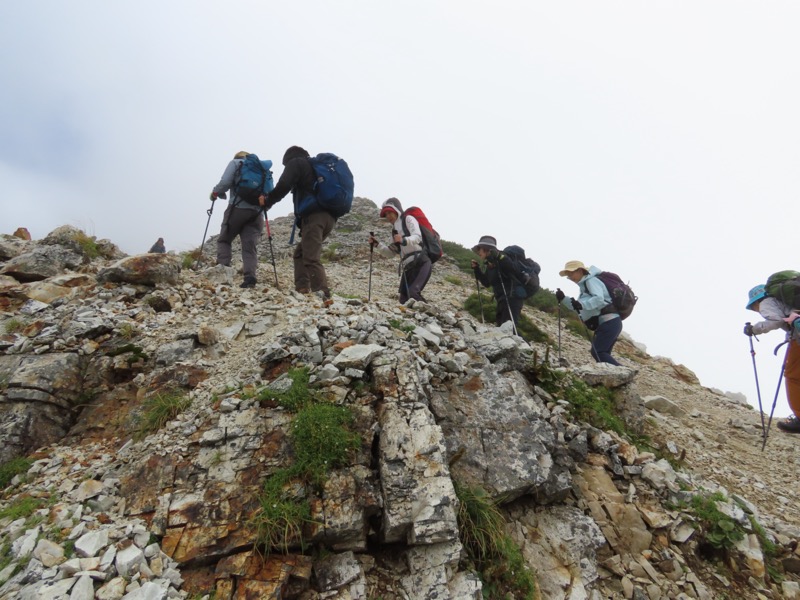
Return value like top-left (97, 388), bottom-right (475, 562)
top-left (753, 300), bottom-right (791, 335)
top-left (472, 263), bottom-right (490, 286)
top-left (400, 216), bottom-right (423, 247)
top-left (212, 161), bottom-right (237, 195)
top-left (265, 161), bottom-right (303, 206)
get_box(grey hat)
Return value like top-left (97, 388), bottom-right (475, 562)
top-left (380, 197), bottom-right (404, 217)
top-left (472, 235), bottom-right (498, 253)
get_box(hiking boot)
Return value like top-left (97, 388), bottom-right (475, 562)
top-left (240, 277), bottom-right (257, 289)
top-left (776, 416), bottom-right (800, 434)
top-left (296, 287), bottom-right (311, 294)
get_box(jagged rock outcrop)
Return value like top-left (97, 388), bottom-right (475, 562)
top-left (2, 200), bottom-right (800, 600)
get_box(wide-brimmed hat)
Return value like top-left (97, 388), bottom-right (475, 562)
top-left (746, 284), bottom-right (768, 309)
top-left (234, 151), bottom-right (249, 159)
top-left (559, 260), bottom-right (588, 276)
top-left (380, 197), bottom-right (403, 218)
top-left (472, 235), bottom-right (498, 253)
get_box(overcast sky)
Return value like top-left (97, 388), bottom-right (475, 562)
top-left (2, 2), bottom-right (798, 418)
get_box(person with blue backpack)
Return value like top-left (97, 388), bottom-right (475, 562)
top-left (470, 235), bottom-right (525, 333)
top-left (556, 260), bottom-right (622, 366)
top-left (210, 150), bottom-right (272, 289)
top-left (262, 146), bottom-right (353, 300)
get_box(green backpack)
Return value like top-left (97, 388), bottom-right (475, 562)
top-left (765, 270), bottom-right (800, 309)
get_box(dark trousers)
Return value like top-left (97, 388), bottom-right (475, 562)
top-left (496, 295), bottom-right (524, 328)
top-left (399, 257), bottom-right (432, 303)
top-left (293, 211), bottom-right (336, 295)
top-left (216, 205), bottom-right (263, 280)
top-left (591, 316), bottom-right (622, 365)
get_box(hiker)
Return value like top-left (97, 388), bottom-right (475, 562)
top-left (260, 146), bottom-right (334, 299)
top-left (210, 151), bottom-right (264, 288)
top-left (556, 260), bottom-right (622, 366)
top-left (744, 285), bottom-right (800, 433)
top-left (471, 236), bottom-right (525, 329)
top-left (149, 238), bottom-right (165, 254)
top-left (368, 198), bottom-right (432, 304)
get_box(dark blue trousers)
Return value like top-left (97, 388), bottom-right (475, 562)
top-left (591, 316), bottom-right (622, 365)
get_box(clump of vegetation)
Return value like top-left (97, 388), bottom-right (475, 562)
top-left (133, 391), bottom-right (191, 440)
top-left (0, 496), bottom-right (44, 521)
top-left (455, 482), bottom-right (537, 599)
top-left (118, 323), bottom-right (138, 340)
top-left (257, 367), bottom-right (316, 412)
top-left (0, 457), bottom-right (33, 489)
top-left (2, 318), bottom-right (24, 335)
top-left (444, 274), bottom-right (463, 286)
top-left (387, 318), bottom-right (415, 334)
top-left (463, 293), bottom-right (550, 344)
top-left (74, 231), bottom-right (100, 260)
top-left (321, 243), bottom-right (342, 263)
top-left (690, 492), bottom-right (745, 551)
top-left (252, 370), bottom-right (361, 554)
top-left (441, 240), bottom-right (476, 273)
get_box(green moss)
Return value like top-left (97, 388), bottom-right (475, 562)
top-left (253, 373), bottom-right (361, 554)
top-left (2, 318), bottom-right (24, 335)
top-left (133, 391), bottom-right (191, 440)
top-left (454, 482), bottom-right (537, 599)
top-left (463, 293), bottom-right (550, 344)
top-left (257, 368), bottom-right (315, 412)
top-left (0, 457), bottom-right (33, 489)
top-left (0, 496), bottom-right (43, 520)
top-left (690, 492), bottom-right (745, 551)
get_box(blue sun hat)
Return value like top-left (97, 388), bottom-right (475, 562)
top-left (746, 284), bottom-right (768, 309)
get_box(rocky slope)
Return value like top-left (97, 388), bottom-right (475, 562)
top-left (0, 197), bottom-right (799, 600)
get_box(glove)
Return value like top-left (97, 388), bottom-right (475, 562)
top-left (743, 323), bottom-right (754, 337)
top-left (471, 260), bottom-right (479, 269)
top-left (571, 298), bottom-right (583, 311)
top-left (209, 191), bottom-right (218, 201)
top-left (218, 192), bottom-right (227, 200)
top-left (555, 289), bottom-right (565, 302)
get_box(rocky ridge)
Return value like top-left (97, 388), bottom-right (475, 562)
top-left (0, 197), bottom-right (799, 599)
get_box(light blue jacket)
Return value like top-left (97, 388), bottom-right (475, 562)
top-left (561, 266), bottom-right (617, 321)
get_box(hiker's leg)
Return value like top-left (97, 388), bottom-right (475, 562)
top-left (239, 212), bottom-right (264, 281)
top-left (785, 340), bottom-right (800, 418)
top-left (509, 297), bottom-right (524, 328)
top-left (216, 205), bottom-right (238, 267)
top-left (495, 296), bottom-right (511, 327)
top-left (398, 274), bottom-right (410, 304)
top-left (300, 211), bottom-right (335, 296)
top-left (292, 242), bottom-right (310, 292)
top-left (591, 317), bottom-right (622, 365)
top-left (406, 259), bottom-right (432, 301)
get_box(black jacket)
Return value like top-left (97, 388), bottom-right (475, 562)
top-left (267, 153), bottom-right (316, 218)
top-left (474, 250), bottom-right (523, 301)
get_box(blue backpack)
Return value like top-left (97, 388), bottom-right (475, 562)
top-left (234, 154), bottom-right (275, 206)
top-left (307, 153), bottom-right (354, 218)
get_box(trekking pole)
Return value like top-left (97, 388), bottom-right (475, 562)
top-left (746, 326), bottom-right (767, 446)
top-left (264, 210), bottom-right (279, 288)
top-left (762, 340), bottom-right (790, 451)
top-left (498, 277), bottom-right (519, 337)
top-left (558, 299), bottom-right (563, 365)
top-left (368, 231), bottom-right (374, 301)
top-left (474, 270), bottom-right (484, 323)
top-left (196, 199), bottom-right (216, 268)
